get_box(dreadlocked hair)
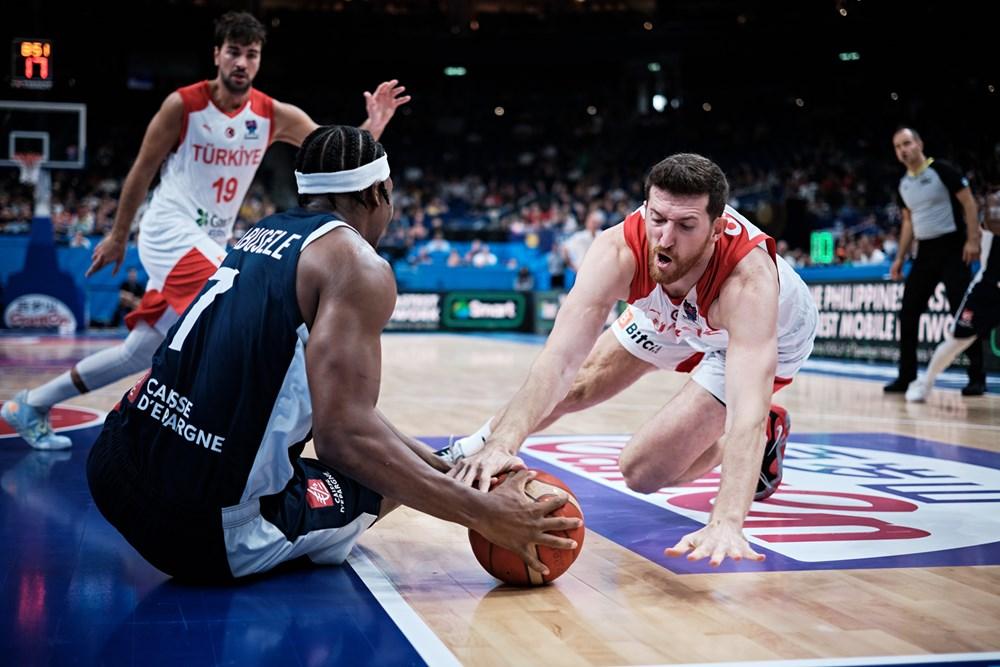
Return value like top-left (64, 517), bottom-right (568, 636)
top-left (295, 125), bottom-right (389, 209)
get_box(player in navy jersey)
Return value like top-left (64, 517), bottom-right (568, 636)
top-left (86, 125), bottom-right (581, 580)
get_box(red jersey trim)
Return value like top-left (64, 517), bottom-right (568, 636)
top-left (175, 81), bottom-right (212, 146)
top-left (249, 89), bottom-right (276, 145)
top-left (622, 208), bottom-right (778, 323)
top-left (695, 217), bottom-right (777, 321)
top-left (623, 209), bottom-right (656, 303)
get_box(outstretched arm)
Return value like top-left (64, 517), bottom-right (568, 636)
top-left (449, 226), bottom-right (633, 490)
top-left (359, 80), bottom-right (410, 141)
top-left (87, 92), bottom-right (184, 277)
top-left (272, 80), bottom-right (410, 147)
top-left (298, 234), bottom-right (579, 571)
top-left (666, 248), bottom-right (778, 566)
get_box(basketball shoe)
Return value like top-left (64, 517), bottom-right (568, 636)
top-left (754, 405), bottom-right (789, 501)
top-left (1, 390), bottom-right (72, 450)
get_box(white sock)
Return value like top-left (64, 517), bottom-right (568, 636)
top-left (26, 372), bottom-right (79, 410)
top-left (923, 335), bottom-right (977, 389)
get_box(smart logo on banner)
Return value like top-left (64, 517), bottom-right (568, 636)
top-left (518, 433), bottom-right (1000, 572)
top-left (442, 291), bottom-right (526, 330)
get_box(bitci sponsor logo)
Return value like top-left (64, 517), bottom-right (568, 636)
top-left (519, 433), bottom-right (1000, 571)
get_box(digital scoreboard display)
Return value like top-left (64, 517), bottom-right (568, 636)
top-left (12, 38), bottom-right (53, 90)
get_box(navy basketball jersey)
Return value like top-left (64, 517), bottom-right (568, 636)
top-left (111, 208), bottom-right (359, 508)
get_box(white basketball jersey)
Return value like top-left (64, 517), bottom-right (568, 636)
top-left (142, 81), bottom-right (274, 249)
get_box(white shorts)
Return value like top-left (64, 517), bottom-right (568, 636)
top-left (611, 304), bottom-right (816, 403)
top-left (129, 212), bottom-right (228, 334)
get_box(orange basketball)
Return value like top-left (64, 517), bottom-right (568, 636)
top-left (468, 469), bottom-right (585, 585)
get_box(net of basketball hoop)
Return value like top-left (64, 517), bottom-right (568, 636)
top-left (14, 152), bottom-right (43, 186)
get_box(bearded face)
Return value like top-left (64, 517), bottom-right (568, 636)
top-left (644, 187), bottom-right (718, 286)
top-left (648, 230), bottom-right (714, 284)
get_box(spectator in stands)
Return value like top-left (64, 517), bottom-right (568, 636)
top-left (884, 127), bottom-right (985, 395)
top-left (425, 229), bottom-right (451, 254)
top-left (113, 267), bottom-right (145, 327)
top-left (548, 240), bottom-right (567, 288)
top-left (514, 266), bottom-right (535, 291)
top-left (472, 243), bottom-right (498, 268)
top-left (70, 230), bottom-right (92, 249)
top-left (564, 208), bottom-right (604, 273)
top-left (856, 235), bottom-right (886, 264)
top-left (446, 249), bottom-right (463, 267)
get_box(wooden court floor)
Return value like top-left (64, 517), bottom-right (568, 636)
top-left (2, 332), bottom-right (999, 666)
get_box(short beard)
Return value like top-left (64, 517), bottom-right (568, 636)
top-left (648, 235), bottom-right (714, 285)
top-left (221, 72), bottom-right (251, 94)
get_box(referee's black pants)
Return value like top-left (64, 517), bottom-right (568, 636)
top-left (897, 232), bottom-right (985, 383)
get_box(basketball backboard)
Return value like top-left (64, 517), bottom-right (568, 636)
top-left (0, 100), bottom-right (86, 169)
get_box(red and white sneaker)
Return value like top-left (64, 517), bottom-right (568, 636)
top-left (754, 405), bottom-right (789, 501)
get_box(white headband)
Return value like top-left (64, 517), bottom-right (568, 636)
top-left (295, 154), bottom-right (390, 194)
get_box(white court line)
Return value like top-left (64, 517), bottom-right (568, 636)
top-left (348, 549), bottom-right (463, 667)
top-left (627, 651), bottom-right (1000, 667)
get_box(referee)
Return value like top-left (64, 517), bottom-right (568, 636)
top-left (885, 127), bottom-right (985, 395)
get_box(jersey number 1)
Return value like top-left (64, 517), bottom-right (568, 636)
top-left (168, 267), bottom-right (239, 352)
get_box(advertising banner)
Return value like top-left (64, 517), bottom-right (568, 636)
top-left (441, 291), bottom-right (527, 331)
top-left (808, 280), bottom-right (1000, 371)
top-left (386, 293), bottom-right (441, 331)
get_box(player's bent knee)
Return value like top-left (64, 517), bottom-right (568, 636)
top-left (619, 450), bottom-right (672, 495)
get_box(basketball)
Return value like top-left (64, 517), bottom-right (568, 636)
top-left (468, 469), bottom-right (585, 585)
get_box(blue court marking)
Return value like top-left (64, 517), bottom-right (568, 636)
top-left (425, 433), bottom-right (1000, 574)
top-left (0, 425), bottom-right (441, 667)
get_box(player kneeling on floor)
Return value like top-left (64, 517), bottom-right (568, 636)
top-left (87, 125), bottom-right (580, 581)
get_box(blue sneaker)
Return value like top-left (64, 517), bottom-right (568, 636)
top-left (1, 390), bottom-right (72, 450)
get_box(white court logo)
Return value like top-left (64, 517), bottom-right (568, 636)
top-left (521, 434), bottom-right (1000, 564)
top-left (4, 294), bottom-right (76, 334)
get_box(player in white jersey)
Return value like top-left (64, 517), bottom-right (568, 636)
top-left (443, 154), bottom-right (818, 567)
top-left (1, 11), bottom-right (409, 450)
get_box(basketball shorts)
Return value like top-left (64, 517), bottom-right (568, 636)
top-left (126, 214), bottom-right (228, 334)
top-left (87, 410), bottom-right (382, 581)
top-left (611, 302), bottom-right (817, 403)
top-left (952, 274), bottom-right (1000, 339)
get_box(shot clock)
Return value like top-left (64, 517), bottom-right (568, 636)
top-left (12, 38), bottom-right (53, 90)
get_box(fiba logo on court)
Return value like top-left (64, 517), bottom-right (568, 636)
top-left (519, 434), bottom-right (1000, 571)
top-left (4, 294), bottom-right (76, 334)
